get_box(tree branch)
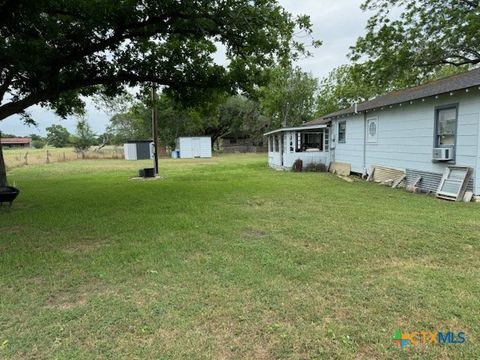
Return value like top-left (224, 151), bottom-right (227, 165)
top-left (0, 69), bottom-right (14, 104)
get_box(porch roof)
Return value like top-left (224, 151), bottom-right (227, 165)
top-left (263, 124), bottom-right (327, 136)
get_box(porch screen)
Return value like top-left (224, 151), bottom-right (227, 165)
top-left (297, 132), bottom-right (323, 151)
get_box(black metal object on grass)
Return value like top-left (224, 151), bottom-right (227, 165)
top-left (139, 168), bottom-right (155, 178)
top-left (0, 186), bottom-right (20, 206)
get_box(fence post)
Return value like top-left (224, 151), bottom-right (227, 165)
top-left (46, 150), bottom-right (50, 164)
top-left (63, 152), bottom-right (66, 161)
top-left (24, 152), bottom-right (28, 166)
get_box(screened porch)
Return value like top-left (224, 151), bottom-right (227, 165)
top-left (264, 124), bottom-right (331, 169)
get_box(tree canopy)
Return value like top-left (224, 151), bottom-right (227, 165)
top-left (72, 118), bottom-right (96, 153)
top-left (258, 66), bottom-right (318, 128)
top-left (46, 124), bottom-right (71, 148)
top-left (350, 0), bottom-right (479, 88)
top-left (0, 0), bottom-right (318, 186)
top-left (0, 0), bottom-right (318, 122)
top-left (106, 91), bottom-right (267, 149)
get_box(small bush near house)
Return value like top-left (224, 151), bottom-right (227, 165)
top-left (292, 159), bottom-right (303, 172)
top-left (304, 162), bottom-right (327, 172)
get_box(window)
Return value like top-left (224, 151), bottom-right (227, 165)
top-left (367, 118), bottom-right (378, 143)
top-left (268, 136), bottom-right (273, 152)
top-left (436, 106), bottom-right (457, 148)
top-left (294, 131), bottom-right (325, 152)
top-left (324, 128), bottom-right (329, 152)
top-left (274, 134), bottom-right (279, 152)
top-left (338, 121), bottom-right (346, 143)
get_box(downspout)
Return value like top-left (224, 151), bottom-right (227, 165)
top-left (329, 119), bottom-right (335, 164)
top-left (363, 111), bottom-right (367, 177)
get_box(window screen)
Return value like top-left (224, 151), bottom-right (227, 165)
top-left (338, 121), bottom-right (346, 143)
top-left (436, 107), bottom-right (457, 147)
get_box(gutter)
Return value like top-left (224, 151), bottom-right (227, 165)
top-left (263, 124), bottom-right (327, 136)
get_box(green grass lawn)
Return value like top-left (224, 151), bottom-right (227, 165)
top-left (1, 154), bottom-right (479, 359)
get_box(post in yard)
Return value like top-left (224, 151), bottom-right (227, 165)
top-left (151, 85), bottom-right (159, 175)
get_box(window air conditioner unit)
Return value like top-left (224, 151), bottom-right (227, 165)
top-left (433, 147), bottom-right (454, 161)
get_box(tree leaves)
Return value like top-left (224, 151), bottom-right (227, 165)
top-left (351, 0), bottom-right (480, 88)
top-left (0, 0), bottom-right (319, 121)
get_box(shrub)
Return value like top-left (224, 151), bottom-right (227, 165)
top-left (304, 162), bottom-right (327, 172)
top-left (31, 140), bottom-right (45, 149)
top-left (292, 159), bottom-right (303, 172)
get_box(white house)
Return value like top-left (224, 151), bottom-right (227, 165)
top-left (265, 68), bottom-right (480, 197)
top-left (176, 136), bottom-right (212, 159)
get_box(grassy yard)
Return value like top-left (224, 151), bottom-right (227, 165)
top-left (0, 154), bottom-right (479, 359)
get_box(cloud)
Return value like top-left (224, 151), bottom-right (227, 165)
top-left (0, 0), bottom-right (370, 136)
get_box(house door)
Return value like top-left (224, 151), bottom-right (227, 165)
top-left (192, 138), bottom-right (201, 158)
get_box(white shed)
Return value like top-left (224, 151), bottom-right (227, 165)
top-left (176, 137), bottom-right (212, 159)
top-left (124, 141), bottom-right (154, 160)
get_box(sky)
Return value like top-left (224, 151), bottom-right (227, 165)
top-left (0, 0), bottom-right (371, 137)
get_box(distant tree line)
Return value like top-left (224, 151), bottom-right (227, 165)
top-left (2, 119), bottom-right (101, 151)
top-left (105, 65), bottom-right (320, 149)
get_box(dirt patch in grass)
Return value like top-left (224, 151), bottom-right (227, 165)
top-left (0, 226), bottom-right (23, 235)
top-left (242, 228), bottom-right (270, 240)
top-left (62, 236), bottom-right (111, 254)
top-left (45, 282), bottom-right (113, 310)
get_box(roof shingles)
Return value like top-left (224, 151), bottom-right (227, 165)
top-left (321, 67), bottom-right (480, 119)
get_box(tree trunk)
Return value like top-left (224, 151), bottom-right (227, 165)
top-left (0, 136), bottom-right (7, 187)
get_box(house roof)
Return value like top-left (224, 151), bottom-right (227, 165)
top-left (0, 137), bottom-right (32, 144)
top-left (322, 67), bottom-right (480, 119)
top-left (263, 124), bottom-right (327, 136)
top-left (301, 118), bottom-right (331, 126)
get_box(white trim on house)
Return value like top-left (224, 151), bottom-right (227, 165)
top-left (263, 124), bottom-right (327, 136)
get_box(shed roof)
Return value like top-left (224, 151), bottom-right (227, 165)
top-left (322, 67), bottom-right (480, 119)
top-left (0, 137), bottom-right (32, 144)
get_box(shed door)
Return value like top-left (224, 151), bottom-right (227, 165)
top-left (192, 138), bottom-right (201, 158)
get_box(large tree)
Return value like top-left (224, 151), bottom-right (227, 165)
top-left (0, 0), bottom-right (318, 186)
top-left (72, 118), bottom-right (96, 154)
top-left (258, 66), bottom-right (318, 129)
top-left (315, 63), bottom-right (467, 116)
top-left (350, 0), bottom-right (479, 88)
top-left (217, 95), bottom-right (268, 145)
top-left (107, 92), bottom-right (265, 149)
top-left (316, 65), bottom-right (378, 116)
top-left (46, 124), bottom-right (70, 148)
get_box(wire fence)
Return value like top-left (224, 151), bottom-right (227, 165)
top-left (4, 146), bottom-right (124, 170)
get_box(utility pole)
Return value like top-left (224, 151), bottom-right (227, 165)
top-left (151, 85), bottom-right (159, 175)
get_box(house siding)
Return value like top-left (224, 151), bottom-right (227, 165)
top-left (332, 113), bottom-right (365, 173)
top-left (331, 92), bottom-right (480, 194)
